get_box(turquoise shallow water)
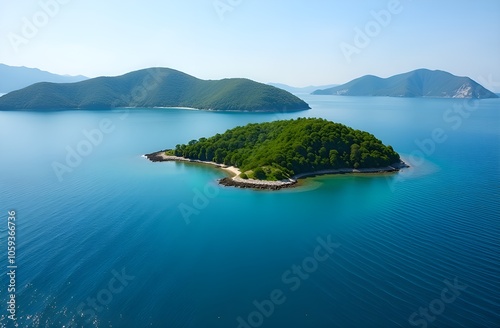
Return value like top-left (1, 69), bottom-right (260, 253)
top-left (0, 95), bottom-right (499, 327)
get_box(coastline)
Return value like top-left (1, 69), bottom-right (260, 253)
top-left (144, 151), bottom-right (409, 190)
top-left (144, 106), bottom-right (310, 113)
top-left (144, 150), bottom-right (242, 175)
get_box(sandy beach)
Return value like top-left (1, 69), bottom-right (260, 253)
top-left (147, 151), bottom-right (243, 176)
top-left (144, 151), bottom-right (296, 189)
top-left (144, 150), bottom-right (409, 190)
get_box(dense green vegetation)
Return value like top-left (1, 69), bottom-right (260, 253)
top-left (312, 69), bottom-right (498, 99)
top-left (0, 68), bottom-right (310, 111)
top-left (173, 118), bottom-right (400, 180)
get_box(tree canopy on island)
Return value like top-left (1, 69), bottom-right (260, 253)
top-left (172, 118), bottom-right (400, 180)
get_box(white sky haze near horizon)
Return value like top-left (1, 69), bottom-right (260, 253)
top-left (1, 0), bottom-right (499, 91)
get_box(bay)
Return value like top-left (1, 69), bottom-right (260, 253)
top-left (0, 95), bottom-right (499, 327)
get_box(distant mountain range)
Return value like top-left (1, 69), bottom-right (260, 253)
top-left (0, 64), bottom-right (88, 93)
top-left (268, 83), bottom-right (339, 94)
top-left (0, 68), bottom-right (310, 111)
top-left (312, 69), bottom-right (498, 99)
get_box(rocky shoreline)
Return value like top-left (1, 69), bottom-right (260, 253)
top-left (218, 177), bottom-right (296, 190)
top-left (144, 151), bottom-right (408, 191)
top-left (144, 150), bottom-right (171, 162)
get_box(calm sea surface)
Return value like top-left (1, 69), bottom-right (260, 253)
top-left (0, 95), bottom-right (499, 327)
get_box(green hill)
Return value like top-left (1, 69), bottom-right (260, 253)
top-left (170, 118), bottom-right (401, 181)
top-left (312, 69), bottom-right (498, 99)
top-left (0, 68), bottom-right (310, 111)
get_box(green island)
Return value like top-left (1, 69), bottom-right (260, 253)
top-left (312, 68), bottom-right (498, 99)
top-left (145, 118), bottom-right (407, 190)
top-left (0, 67), bottom-right (310, 111)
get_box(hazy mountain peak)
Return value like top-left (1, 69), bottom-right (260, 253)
top-left (0, 64), bottom-right (88, 93)
top-left (313, 69), bottom-right (498, 99)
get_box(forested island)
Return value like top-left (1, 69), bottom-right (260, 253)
top-left (146, 118), bottom-right (407, 190)
top-left (312, 69), bottom-right (498, 99)
top-left (0, 67), bottom-right (310, 111)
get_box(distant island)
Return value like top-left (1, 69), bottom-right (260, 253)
top-left (0, 63), bottom-right (87, 94)
top-left (0, 67), bottom-right (310, 112)
top-left (145, 118), bottom-right (407, 190)
top-left (268, 83), bottom-right (339, 94)
top-left (312, 69), bottom-right (498, 99)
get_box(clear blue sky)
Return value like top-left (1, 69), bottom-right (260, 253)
top-left (1, 0), bottom-right (499, 90)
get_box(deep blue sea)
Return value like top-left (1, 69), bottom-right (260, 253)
top-left (0, 95), bottom-right (499, 328)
